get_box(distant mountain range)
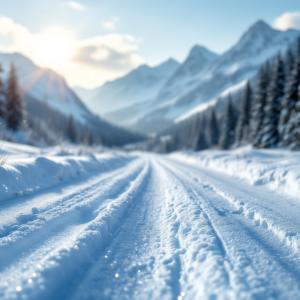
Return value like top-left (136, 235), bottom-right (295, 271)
top-left (74, 58), bottom-right (180, 127)
top-left (1, 19), bottom-right (298, 141)
top-left (75, 20), bottom-right (300, 134)
top-left (0, 53), bottom-right (144, 146)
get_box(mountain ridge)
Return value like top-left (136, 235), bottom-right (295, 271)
top-left (132, 20), bottom-right (300, 133)
top-left (74, 57), bottom-right (180, 120)
top-left (75, 45), bottom-right (219, 128)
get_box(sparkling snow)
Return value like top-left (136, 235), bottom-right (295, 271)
top-left (1, 144), bottom-right (300, 299)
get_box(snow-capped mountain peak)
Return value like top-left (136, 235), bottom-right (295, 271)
top-left (0, 52), bottom-right (91, 123)
top-left (155, 45), bottom-right (219, 104)
top-left (233, 20), bottom-right (292, 54)
top-left (243, 20), bottom-right (274, 37)
top-left (189, 45), bottom-right (219, 63)
top-left (166, 44), bottom-right (218, 81)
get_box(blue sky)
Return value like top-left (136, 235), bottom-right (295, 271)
top-left (1, 0), bottom-right (300, 88)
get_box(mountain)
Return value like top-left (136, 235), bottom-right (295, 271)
top-left (133, 20), bottom-right (300, 133)
top-left (0, 53), bottom-right (91, 124)
top-left (76, 21), bottom-right (299, 135)
top-left (156, 45), bottom-right (219, 104)
top-left (75, 48), bottom-right (220, 128)
top-left (0, 52), bottom-right (144, 146)
top-left (74, 58), bottom-right (179, 119)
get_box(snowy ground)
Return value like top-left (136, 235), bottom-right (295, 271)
top-left (1, 144), bottom-right (300, 299)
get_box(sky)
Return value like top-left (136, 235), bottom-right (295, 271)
top-left (0, 0), bottom-right (300, 89)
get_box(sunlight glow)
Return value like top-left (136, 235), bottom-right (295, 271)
top-left (33, 28), bottom-right (75, 70)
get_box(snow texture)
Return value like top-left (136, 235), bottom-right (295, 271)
top-left (1, 143), bottom-right (300, 299)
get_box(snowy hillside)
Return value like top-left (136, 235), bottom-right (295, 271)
top-left (136, 21), bottom-right (300, 133)
top-left (74, 58), bottom-right (179, 117)
top-left (0, 53), bottom-right (91, 124)
top-left (0, 52), bottom-right (145, 146)
top-left (2, 143), bottom-right (300, 298)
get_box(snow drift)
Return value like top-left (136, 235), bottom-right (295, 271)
top-left (0, 149), bottom-right (135, 202)
top-left (171, 147), bottom-right (300, 199)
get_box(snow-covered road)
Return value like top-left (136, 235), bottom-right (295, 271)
top-left (1, 152), bottom-right (300, 299)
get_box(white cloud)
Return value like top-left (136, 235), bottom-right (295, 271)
top-left (72, 34), bottom-right (144, 72)
top-left (67, 1), bottom-right (86, 11)
top-left (0, 17), bottom-right (31, 45)
top-left (273, 11), bottom-right (300, 31)
top-left (102, 21), bottom-right (116, 30)
top-left (0, 17), bottom-right (145, 88)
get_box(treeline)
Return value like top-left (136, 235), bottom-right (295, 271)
top-left (0, 64), bottom-right (26, 131)
top-left (161, 35), bottom-right (300, 152)
top-left (25, 94), bottom-right (102, 146)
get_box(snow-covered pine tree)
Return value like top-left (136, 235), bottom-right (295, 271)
top-left (285, 47), bottom-right (295, 78)
top-left (251, 63), bottom-right (269, 147)
top-left (235, 81), bottom-right (252, 146)
top-left (0, 62), bottom-right (6, 120)
top-left (195, 115), bottom-right (208, 151)
top-left (6, 64), bottom-right (25, 131)
top-left (207, 107), bottom-right (219, 146)
top-left (219, 94), bottom-right (237, 150)
top-left (264, 60), bottom-right (271, 84)
top-left (279, 36), bottom-right (300, 145)
top-left (67, 114), bottom-right (76, 143)
top-left (290, 85), bottom-right (300, 149)
top-left (190, 113), bottom-right (202, 150)
top-left (260, 54), bottom-right (285, 148)
top-left (196, 130), bottom-right (207, 151)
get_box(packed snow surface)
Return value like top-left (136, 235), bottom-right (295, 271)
top-left (1, 144), bottom-right (300, 299)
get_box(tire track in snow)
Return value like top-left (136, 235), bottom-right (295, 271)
top-left (155, 159), bottom-right (234, 300)
top-left (4, 153), bottom-right (300, 299)
top-left (170, 156), bottom-right (300, 253)
top-left (0, 157), bottom-right (140, 240)
top-left (0, 158), bottom-right (151, 300)
top-left (170, 157), bottom-right (300, 257)
top-left (0, 159), bottom-right (145, 259)
top-left (166, 157), bottom-right (300, 299)
top-left (66, 159), bottom-right (183, 300)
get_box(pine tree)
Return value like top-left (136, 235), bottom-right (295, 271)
top-left (264, 60), bottom-right (271, 84)
top-left (196, 130), bottom-right (207, 151)
top-left (235, 81), bottom-right (252, 146)
top-left (6, 64), bottom-right (24, 131)
top-left (67, 115), bottom-right (76, 143)
top-left (285, 47), bottom-right (295, 77)
top-left (279, 35), bottom-right (300, 145)
top-left (195, 115), bottom-right (208, 151)
top-left (207, 107), bottom-right (219, 146)
top-left (260, 54), bottom-right (285, 148)
top-left (0, 62), bottom-right (6, 120)
top-left (290, 85), bottom-right (300, 149)
top-left (88, 131), bottom-right (95, 146)
top-left (190, 114), bottom-right (202, 149)
top-left (251, 63), bottom-right (269, 147)
top-left (219, 94), bottom-right (237, 149)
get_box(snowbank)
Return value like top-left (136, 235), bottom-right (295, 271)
top-left (0, 151), bottom-right (135, 202)
top-left (171, 146), bottom-right (300, 199)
